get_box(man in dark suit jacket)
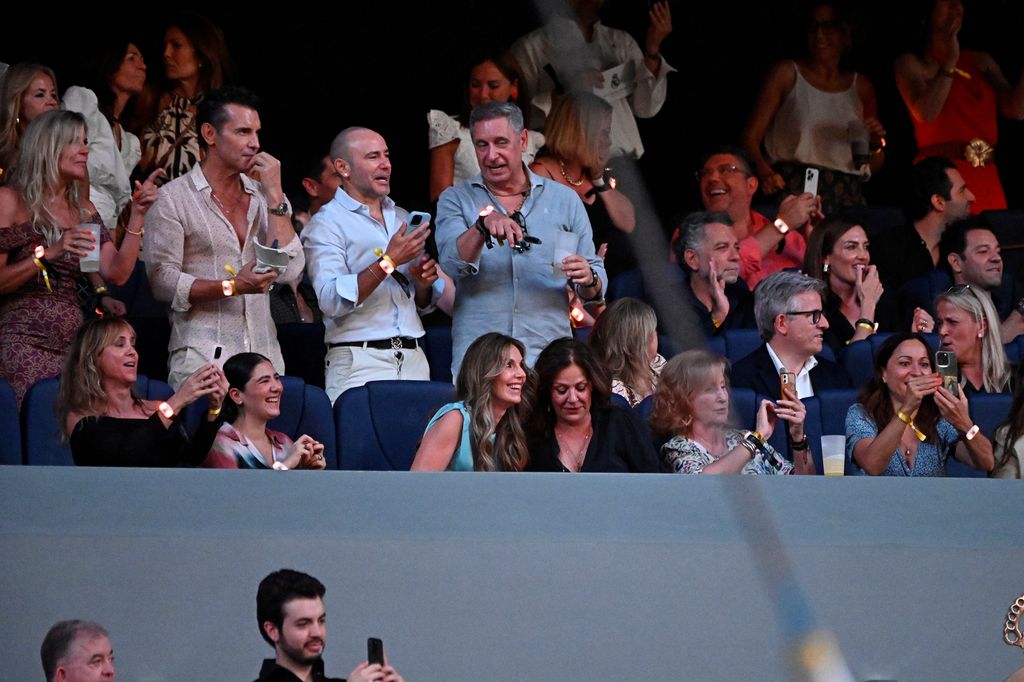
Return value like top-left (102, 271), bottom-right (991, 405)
top-left (731, 271), bottom-right (853, 400)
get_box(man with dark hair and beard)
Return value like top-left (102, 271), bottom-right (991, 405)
top-left (254, 569), bottom-right (403, 682)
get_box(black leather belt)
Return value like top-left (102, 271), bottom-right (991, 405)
top-left (329, 337), bottom-right (419, 350)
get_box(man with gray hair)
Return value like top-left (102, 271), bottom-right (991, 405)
top-left (41, 620), bottom-right (115, 681)
top-left (731, 270), bottom-right (851, 400)
top-left (302, 126), bottom-right (445, 402)
top-left (674, 211), bottom-right (754, 335)
top-left (437, 101), bottom-right (606, 377)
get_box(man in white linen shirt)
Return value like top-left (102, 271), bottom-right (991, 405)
top-left (301, 127), bottom-right (442, 403)
top-left (145, 86), bottom-right (305, 388)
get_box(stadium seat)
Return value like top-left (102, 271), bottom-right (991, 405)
top-left (0, 379), bottom-right (22, 465)
top-left (336, 380), bottom-right (454, 470)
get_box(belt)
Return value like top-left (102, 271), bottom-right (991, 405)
top-left (329, 337), bottom-right (419, 350)
top-left (918, 138), bottom-right (995, 168)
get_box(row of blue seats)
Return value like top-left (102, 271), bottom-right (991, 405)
top-left (5, 374), bottom-right (1011, 476)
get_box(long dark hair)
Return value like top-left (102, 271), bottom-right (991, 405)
top-left (529, 338), bottom-right (611, 438)
top-left (858, 333), bottom-right (939, 442)
top-left (160, 12), bottom-right (232, 96)
top-left (221, 352), bottom-right (272, 424)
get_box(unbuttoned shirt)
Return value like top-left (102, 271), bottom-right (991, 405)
top-left (437, 170), bottom-right (606, 378)
top-left (301, 188), bottom-right (440, 344)
top-left (766, 341), bottom-right (818, 399)
top-left (144, 164), bottom-right (304, 378)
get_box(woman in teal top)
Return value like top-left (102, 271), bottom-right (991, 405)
top-left (412, 332), bottom-right (534, 471)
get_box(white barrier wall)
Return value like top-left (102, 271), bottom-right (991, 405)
top-left (2, 468), bottom-right (1023, 681)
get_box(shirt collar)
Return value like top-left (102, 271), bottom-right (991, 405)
top-left (190, 163), bottom-right (259, 195)
top-left (331, 187), bottom-right (395, 215)
top-left (765, 341), bottom-right (818, 377)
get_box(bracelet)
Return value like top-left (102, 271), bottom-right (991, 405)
top-left (581, 267), bottom-right (598, 289)
top-left (32, 247), bottom-right (54, 293)
top-left (773, 217), bottom-right (790, 235)
top-left (157, 401), bottom-right (175, 419)
top-left (125, 226), bottom-right (144, 236)
top-left (475, 208), bottom-right (496, 249)
top-left (964, 424), bottom-right (980, 441)
top-left (93, 285), bottom-right (109, 295)
top-left (221, 279), bottom-right (236, 297)
top-left (368, 262), bottom-right (386, 282)
top-left (739, 439), bottom-right (758, 458)
top-left (791, 434), bottom-right (809, 451)
top-left (855, 318), bottom-right (878, 333)
top-left (896, 410), bottom-right (927, 442)
top-left (207, 405), bottom-right (222, 418)
top-left (377, 255), bottom-right (395, 275)
top-left (749, 430), bottom-right (766, 445)
top-left (711, 316), bottom-right (723, 330)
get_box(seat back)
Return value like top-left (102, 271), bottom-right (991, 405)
top-left (336, 380), bottom-right (454, 470)
top-left (946, 392), bottom-right (1013, 478)
top-left (818, 388), bottom-right (861, 475)
top-left (0, 379), bottom-right (22, 464)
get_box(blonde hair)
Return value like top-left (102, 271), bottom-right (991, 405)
top-left (542, 91), bottom-right (612, 173)
top-left (935, 285), bottom-right (1010, 393)
top-left (455, 333), bottom-right (535, 471)
top-left (650, 350), bottom-right (730, 437)
top-left (59, 317), bottom-right (140, 437)
top-left (0, 62), bottom-right (57, 171)
top-left (590, 298), bottom-right (659, 400)
top-left (8, 110), bottom-right (88, 245)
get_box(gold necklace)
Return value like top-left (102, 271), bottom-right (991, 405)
top-left (555, 425), bottom-right (592, 472)
top-left (558, 159), bottom-right (585, 186)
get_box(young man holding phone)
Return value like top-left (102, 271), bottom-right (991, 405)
top-left (254, 569), bottom-right (404, 682)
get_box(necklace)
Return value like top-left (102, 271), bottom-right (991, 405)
top-left (558, 159), bottom-right (584, 186)
top-left (211, 184), bottom-right (244, 216)
top-left (555, 425), bottom-right (592, 472)
top-left (483, 180), bottom-right (529, 212)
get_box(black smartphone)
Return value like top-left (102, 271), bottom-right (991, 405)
top-left (936, 350), bottom-right (959, 398)
top-left (368, 637), bottom-right (384, 666)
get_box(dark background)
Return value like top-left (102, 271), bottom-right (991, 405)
top-left (6, 0), bottom-right (1024, 233)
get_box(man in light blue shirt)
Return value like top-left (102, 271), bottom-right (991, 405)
top-left (302, 127), bottom-right (443, 403)
top-left (437, 102), bottom-right (606, 378)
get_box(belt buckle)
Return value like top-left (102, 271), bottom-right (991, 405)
top-left (390, 337), bottom-right (403, 350)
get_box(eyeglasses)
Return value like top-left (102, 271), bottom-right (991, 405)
top-left (943, 284), bottom-right (972, 295)
top-left (695, 164), bottom-right (749, 182)
top-left (785, 309), bottom-right (824, 324)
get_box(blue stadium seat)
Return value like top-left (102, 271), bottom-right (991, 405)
top-left (0, 379), bottom-right (22, 465)
top-left (336, 380), bottom-right (454, 470)
top-left (422, 325), bottom-right (454, 383)
top-left (23, 375), bottom-right (173, 466)
top-left (842, 339), bottom-right (875, 388)
top-left (704, 335), bottom-right (726, 358)
top-left (730, 387), bottom-right (756, 431)
top-left (817, 388), bottom-right (859, 474)
top-left (723, 329), bottom-right (763, 364)
top-left (946, 392), bottom-right (1013, 478)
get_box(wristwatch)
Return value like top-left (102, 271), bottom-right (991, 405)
top-left (268, 200), bottom-right (290, 216)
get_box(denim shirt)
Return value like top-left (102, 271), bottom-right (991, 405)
top-left (437, 170), bottom-right (606, 377)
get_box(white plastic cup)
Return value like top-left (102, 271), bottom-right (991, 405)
top-left (552, 229), bottom-right (576, 278)
top-left (78, 223), bottom-right (100, 273)
top-left (821, 435), bottom-right (845, 477)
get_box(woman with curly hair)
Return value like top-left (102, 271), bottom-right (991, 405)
top-left (412, 332), bottom-right (534, 471)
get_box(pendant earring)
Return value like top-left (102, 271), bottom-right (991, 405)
top-left (822, 262), bottom-right (829, 274)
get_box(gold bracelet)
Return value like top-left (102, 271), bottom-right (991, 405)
top-left (207, 406), bottom-right (222, 417)
top-left (125, 226), bottom-right (144, 236)
top-left (896, 410), bottom-right (927, 442)
top-left (856, 321), bottom-right (876, 332)
top-left (93, 285), bottom-right (109, 295)
top-left (749, 430), bottom-right (766, 445)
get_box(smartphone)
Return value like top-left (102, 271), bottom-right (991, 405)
top-left (408, 211), bottom-right (431, 229)
top-left (803, 168), bottom-right (819, 196)
top-left (779, 368), bottom-right (797, 400)
top-left (368, 637), bottom-right (384, 666)
top-left (936, 350), bottom-right (959, 398)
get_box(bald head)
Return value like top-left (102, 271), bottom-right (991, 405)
top-left (330, 127), bottom-right (392, 204)
top-left (329, 126), bottom-right (375, 163)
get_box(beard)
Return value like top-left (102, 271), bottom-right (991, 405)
top-left (278, 635), bottom-right (324, 667)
